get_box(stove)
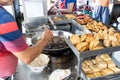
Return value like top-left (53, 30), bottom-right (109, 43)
top-left (49, 51), bottom-right (75, 64)
top-left (46, 49), bottom-right (75, 70)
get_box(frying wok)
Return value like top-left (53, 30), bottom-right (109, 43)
top-left (31, 30), bottom-right (72, 56)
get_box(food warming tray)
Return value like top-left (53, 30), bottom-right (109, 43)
top-left (48, 14), bottom-right (120, 80)
top-left (65, 37), bottom-right (120, 59)
top-left (81, 56), bottom-right (120, 80)
top-left (65, 37), bottom-right (120, 80)
top-left (49, 15), bottom-right (90, 34)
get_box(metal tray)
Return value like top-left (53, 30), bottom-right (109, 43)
top-left (82, 71), bottom-right (120, 80)
top-left (49, 15), bottom-right (70, 23)
top-left (49, 14), bottom-right (75, 20)
top-left (81, 57), bottom-right (120, 80)
top-left (71, 20), bottom-right (91, 34)
top-left (48, 15), bottom-right (73, 31)
top-left (65, 37), bottom-right (120, 79)
top-left (48, 14), bottom-right (91, 36)
top-left (65, 37), bottom-right (120, 59)
top-left (48, 15), bottom-right (73, 30)
top-left (49, 15), bottom-right (91, 32)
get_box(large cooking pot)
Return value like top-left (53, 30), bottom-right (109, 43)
top-left (31, 30), bottom-right (72, 56)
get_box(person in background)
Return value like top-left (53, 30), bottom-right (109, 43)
top-left (92, 0), bottom-right (110, 25)
top-left (0, 0), bottom-right (53, 80)
top-left (49, 0), bottom-right (76, 14)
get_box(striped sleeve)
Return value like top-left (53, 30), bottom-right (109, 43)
top-left (0, 9), bottom-right (28, 52)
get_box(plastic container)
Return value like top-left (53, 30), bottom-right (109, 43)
top-left (27, 54), bottom-right (50, 72)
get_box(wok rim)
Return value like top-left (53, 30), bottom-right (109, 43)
top-left (31, 30), bottom-right (72, 51)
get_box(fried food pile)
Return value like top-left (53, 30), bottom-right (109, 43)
top-left (82, 54), bottom-right (120, 78)
top-left (69, 28), bottom-right (120, 52)
top-left (52, 14), bottom-right (76, 22)
top-left (85, 20), bottom-right (108, 32)
top-left (75, 14), bottom-right (92, 25)
top-left (69, 34), bottom-right (103, 52)
top-left (53, 16), bottom-right (62, 22)
top-left (65, 14), bottom-right (76, 19)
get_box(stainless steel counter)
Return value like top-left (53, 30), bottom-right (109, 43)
top-left (14, 56), bottom-right (77, 80)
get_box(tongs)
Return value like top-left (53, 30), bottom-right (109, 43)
top-left (48, 17), bottom-right (57, 29)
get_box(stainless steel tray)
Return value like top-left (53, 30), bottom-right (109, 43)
top-left (49, 14), bottom-right (75, 20)
top-left (48, 15), bottom-right (73, 31)
top-left (65, 37), bottom-right (120, 58)
top-left (49, 14), bottom-right (120, 80)
top-left (82, 71), bottom-right (120, 80)
top-left (65, 37), bottom-right (120, 80)
top-left (71, 20), bottom-right (91, 34)
top-left (49, 15), bottom-right (71, 24)
top-left (82, 69), bottom-right (120, 80)
top-left (49, 15), bottom-right (72, 28)
top-left (81, 57), bottom-right (120, 80)
top-left (49, 15), bottom-right (91, 33)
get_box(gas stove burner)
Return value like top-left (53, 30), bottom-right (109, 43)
top-left (49, 51), bottom-right (75, 64)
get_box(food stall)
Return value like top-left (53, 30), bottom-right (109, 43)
top-left (14, 14), bottom-right (89, 80)
top-left (7, 0), bottom-right (120, 80)
top-left (10, 12), bottom-right (120, 80)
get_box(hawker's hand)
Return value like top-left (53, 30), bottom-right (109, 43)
top-left (41, 29), bottom-right (53, 43)
top-left (50, 6), bottom-right (58, 13)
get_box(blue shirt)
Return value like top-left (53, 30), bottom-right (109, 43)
top-left (60, 0), bottom-right (76, 9)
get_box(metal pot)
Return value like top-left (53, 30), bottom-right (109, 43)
top-left (31, 30), bottom-right (72, 56)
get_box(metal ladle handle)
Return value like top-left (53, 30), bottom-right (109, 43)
top-left (48, 17), bottom-right (57, 29)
